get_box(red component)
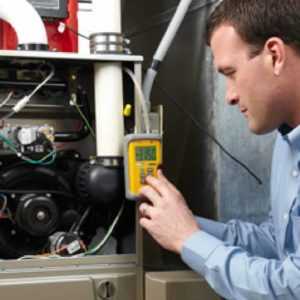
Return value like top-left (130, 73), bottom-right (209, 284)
top-left (0, 0), bottom-right (78, 53)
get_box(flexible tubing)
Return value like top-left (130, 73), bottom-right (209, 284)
top-left (143, 0), bottom-right (193, 105)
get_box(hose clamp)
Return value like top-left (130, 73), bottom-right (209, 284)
top-left (89, 33), bottom-right (131, 55)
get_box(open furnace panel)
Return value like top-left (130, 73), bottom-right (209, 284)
top-left (0, 51), bottom-right (141, 260)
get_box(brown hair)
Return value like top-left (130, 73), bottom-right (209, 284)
top-left (206, 0), bottom-right (300, 56)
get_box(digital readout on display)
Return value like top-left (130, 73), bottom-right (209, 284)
top-left (135, 146), bottom-right (156, 161)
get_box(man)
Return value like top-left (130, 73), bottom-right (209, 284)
top-left (138, 0), bottom-right (300, 299)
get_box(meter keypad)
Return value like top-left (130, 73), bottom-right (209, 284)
top-left (139, 165), bottom-right (155, 184)
top-left (147, 168), bottom-right (154, 175)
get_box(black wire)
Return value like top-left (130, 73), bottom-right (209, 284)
top-left (125, 0), bottom-right (218, 39)
top-left (156, 84), bottom-right (263, 185)
top-left (64, 24), bottom-right (90, 41)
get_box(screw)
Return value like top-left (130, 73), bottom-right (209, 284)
top-left (97, 281), bottom-right (115, 299)
top-left (36, 211), bottom-right (46, 221)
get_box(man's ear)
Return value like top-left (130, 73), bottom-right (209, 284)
top-left (263, 37), bottom-right (286, 76)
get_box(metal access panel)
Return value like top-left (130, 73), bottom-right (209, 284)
top-left (145, 271), bottom-right (220, 300)
top-left (27, 0), bottom-right (68, 19)
top-left (0, 256), bottom-right (138, 300)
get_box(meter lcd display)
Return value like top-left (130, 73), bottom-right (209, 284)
top-left (135, 146), bottom-right (156, 161)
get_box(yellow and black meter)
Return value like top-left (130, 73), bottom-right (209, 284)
top-left (124, 134), bottom-right (162, 200)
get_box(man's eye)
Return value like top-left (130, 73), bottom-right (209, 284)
top-left (226, 71), bottom-right (235, 77)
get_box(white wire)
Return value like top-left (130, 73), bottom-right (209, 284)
top-left (17, 254), bottom-right (62, 260)
top-left (12, 64), bottom-right (55, 114)
top-left (0, 91), bottom-right (13, 108)
top-left (0, 194), bottom-right (7, 213)
top-left (17, 255), bottom-right (49, 260)
top-left (123, 68), bottom-right (151, 134)
top-left (28, 64), bottom-right (55, 99)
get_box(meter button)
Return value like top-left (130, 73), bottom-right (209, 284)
top-left (140, 169), bottom-right (146, 184)
top-left (147, 168), bottom-right (154, 176)
top-left (140, 175), bottom-right (146, 184)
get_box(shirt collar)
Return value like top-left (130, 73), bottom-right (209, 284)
top-left (279, 124), bottom-right (300, 149)
top-left (278, 124), bottom-right (293, 135)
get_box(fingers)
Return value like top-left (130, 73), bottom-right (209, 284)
top-left (139, 185), bottom-right (161, 206)
top-left (145, 170), bottom-right (179, 198)
top-left (145, 174), bottom-right (170, 197)
top-left (139, 216), bottom-right (152, 230)
top-left (139, 202), bottom-right (154, 219)
top-left (157, 169), bottom-right (166, 179)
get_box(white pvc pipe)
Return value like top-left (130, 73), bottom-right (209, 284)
top-left (92, 0), bottom-right (121, 33)
top-left (94, 63), bottom-right (124, 157)
top-left (92, 0), bottom-right (124, 157)
top-left (0, 0), bottom-right (48, 46)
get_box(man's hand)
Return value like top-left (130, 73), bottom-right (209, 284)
top-left (138, 170), bottom-right (199, 254)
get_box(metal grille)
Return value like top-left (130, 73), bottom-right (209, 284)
top-left (28, 0), bottom-right (60, 10)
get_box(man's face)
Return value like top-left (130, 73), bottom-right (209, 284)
top-left (210, 25), bottom-right (288, 134)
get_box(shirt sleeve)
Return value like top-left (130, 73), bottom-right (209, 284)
top-left (181, 231), bottom-right (300, 300)
top-left (196, 215), bottom-right (278, 259)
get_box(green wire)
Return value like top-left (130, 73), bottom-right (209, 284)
top-left (71, 100), bottom-right (96, 140)
top-left (0, 132), bottom-right (56, 165)
top-left (22, 150), bottom-right (57, 165)
top-left (0, 132), bottom-right (19, 154)
top-left (84, 201), bottom-right (125, 256)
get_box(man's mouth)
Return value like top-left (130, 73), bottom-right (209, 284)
top-left (240, 108), bottom-right (248, 117)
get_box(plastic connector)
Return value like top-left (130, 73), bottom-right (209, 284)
top-left (123, 104), bottom-right (132, 117)
top-left (12, 96), bottom-right (30, 113)
top-left (58, 22), bottom-right (66, 34)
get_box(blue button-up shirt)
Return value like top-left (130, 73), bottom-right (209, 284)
top-left (181, 126), bottom-right (300, 300)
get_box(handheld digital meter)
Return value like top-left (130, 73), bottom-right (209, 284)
top-left (124, 134), bottom-right (162, 200)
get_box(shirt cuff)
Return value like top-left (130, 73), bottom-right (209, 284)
top-left (196, 217), bottom-right (228, 240)
top-left (181, 230), bottom-right (224, 273)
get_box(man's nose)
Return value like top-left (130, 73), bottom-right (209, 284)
top-left (225, 89), bottom-right (239, 106)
